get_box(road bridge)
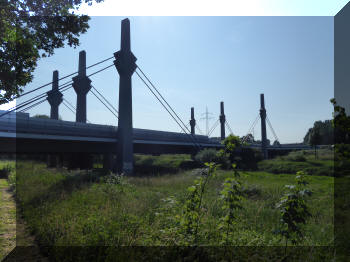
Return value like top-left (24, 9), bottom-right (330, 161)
top-left (0, 18), bottom-right (311, 173)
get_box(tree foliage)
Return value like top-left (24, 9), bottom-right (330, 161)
top-left (0, 0), bottom-right (104, 105)
top-left (331, 99), bottom-right (350, 176)
top-left (303, 120), bottom-right (333, 145)
top-left (33, 114), bottom-right (49, 119)
top-left (276, 171), bottom-right (312, 254)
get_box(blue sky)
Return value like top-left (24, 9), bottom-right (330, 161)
top-left (7, 16), bottom-right (335, 143)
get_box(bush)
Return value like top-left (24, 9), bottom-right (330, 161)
top-left (194, 149), bottom-right (219, 164)
top-left (0, 163), bottom-right (13, 178)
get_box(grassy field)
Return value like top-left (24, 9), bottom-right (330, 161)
top-left (258, 148), bottom-right (334, 176)
top-left (2, 157), bottom-right (333, 260)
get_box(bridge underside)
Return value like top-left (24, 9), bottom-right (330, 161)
top-left (0, 137), bottom-right (220, 155)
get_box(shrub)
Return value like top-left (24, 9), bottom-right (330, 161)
top-left (0, 163), bottom-right (13, 178)
top-left (275, 171), bottom-right (312, 255)
top-left (194, 149), bottom-right (219, 164)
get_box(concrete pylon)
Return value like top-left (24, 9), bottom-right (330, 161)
top-left (114, 18), bottom-right (137, 175)
top-left (260, 94), bottom-right (268, 159)
top-left (72, 50), bottom-right (92, 123)
top-left (219, 101), bottom-right (226, 140)
top-left (47, 70), bottom-right (63, 120)
top-left (190, 107), bottom-right (196, 135)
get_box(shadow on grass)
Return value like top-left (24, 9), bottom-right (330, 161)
top-left (133, 160), bottom-right (202, 176)
top-left (22, 169), bottom-right (105, 210)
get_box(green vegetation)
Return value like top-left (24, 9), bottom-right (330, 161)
top-left (303, 120), bottom-right (333, 145)
top-left (7, 158), bottom-right (334, 260)
top-left (258, 148), bottom-right (334, 176)
top-left (0, 163), bottom-right (16, 260)
top-left (134, 154), bottom-right (200, 174)
top-left (276, 171), bottom-right (312, 256)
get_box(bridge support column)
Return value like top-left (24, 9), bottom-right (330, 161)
top-left (260, 94), bottom-right (268, 159)
top-left (190, 107), bottom-right (196, 135)
top-left (47, 154), bottom-right (57, 168)
top-left (103, 153), bottom-right (113, 173)
top-left (71, 51), bottom-right (93, 169)
top-left (114, 18), bottom-right (137, 175)
top-left (47, 70), bottom-right (63, 120)
top-left (73, 50), bottom-right (92, 123)
top-left (219, 101), bottom-right (226, 141)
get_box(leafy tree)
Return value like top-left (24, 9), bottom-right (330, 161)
top-left (273, 140), bottom-right (281, 146)
top-left (309, 126), bottom-right (322, 159)
top-left (241, 133), bottom-right (254, 143)
top-left (33, 114), bottom-right (49, 119)
top-left (331, 98), bottom-right (350, 176)
top-left (33, 114), bottom-right (62, 120)
top-left (303, 120), bottom-right (334, 145)
top-left (0, 0), bottom-right (104, 105)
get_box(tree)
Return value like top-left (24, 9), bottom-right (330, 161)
top-left (33, 114), bottom-right (49, 119)
top-left (273, 140), bottom-right (280, 146)
top-left (33, 114), bottom-right (62, 120)
top-left (218, 134), bottom-right (242, 168)
top-left (303, 120), bottom-right (334, 145)
top-left (331, 98), bottom-right (350, 177)
top-left (0, 0), bottom-right (104, 105)
top-left (309, 126), bottom-right (322, 159)
top-left (241, 133), bottom-right (254, 143)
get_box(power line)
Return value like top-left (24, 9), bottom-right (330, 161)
top-left (1, 62), bottom-right (114, 119)
top-left (136, 66), bottom-right (195, 138)
top-left (62, 98), bottom-right (91, 123)
top-left (200, 106), bottom-right (214, 136)
top-left (0, 81), bottom-right (74, 118)
top-left (242, 114), bottom-right (260, 143)
top-left (87, 64), bottom-right (115, 78)
top-left (17, 56), bottom-right (114, 99)
top-left (135, 70), bottom-right (201, 149)
top-left (19, 98), bottom-right (47, 113)
top-left (62, 100), bottom-right (76, 115)
top-left (208, 119), bottom-right (220, 137)
top-left (196, 125), bottom-right (204, 135)
top-left (90, 89), bottom-right (119, 119)
top-left (225, 121), bottom-right (234, 135)
top-left (208, 119), bottom-right (219, 137)
top-left (266, 115), bottom-right (279, 143)
top-left (63, 98), bottom-right (76, 111)
top-left (91, 85), bottom-right (118, 114)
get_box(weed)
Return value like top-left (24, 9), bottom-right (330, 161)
top-left (275, 171), bottom-right (313, 256)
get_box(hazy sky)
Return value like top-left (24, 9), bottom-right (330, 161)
top-left (2, 0), bottom-right (346, 143)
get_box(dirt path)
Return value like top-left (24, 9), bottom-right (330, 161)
top-left (0, 179), bottom-right (48, 261)
top-left (0, 179), bottom-right (16, 260)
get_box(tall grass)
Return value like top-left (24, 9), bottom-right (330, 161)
top-left (258, 149), bottom-right (334, 176)
top-left (13, 161), bottom-right (333, 248)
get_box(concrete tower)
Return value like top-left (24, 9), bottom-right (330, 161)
top-left (114, 18), bottom-right (137, 174)
top-left (190, 107), bottom-right (196, 135)
top-left (72, 50), bottom-right (92, 123)
top-left (219, 101), bottom-right (226, 140)
top-left (47, 70), bottom-right (63, 120)
top-left (260, 94), bottom-right (268, 159)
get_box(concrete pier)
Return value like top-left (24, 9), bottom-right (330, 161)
top-left (47, 70), bottom-right (63, 120)
top-left (114, 18), bottom-right (137, 174)
top-left (219, 101), bottom-right (226, 140)
top-left (260, 94), bottom-right (268, 159)
top-left (190, 107), bottom-right (196, 135)
top-left (72, 51), bottom-right (92, 123)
